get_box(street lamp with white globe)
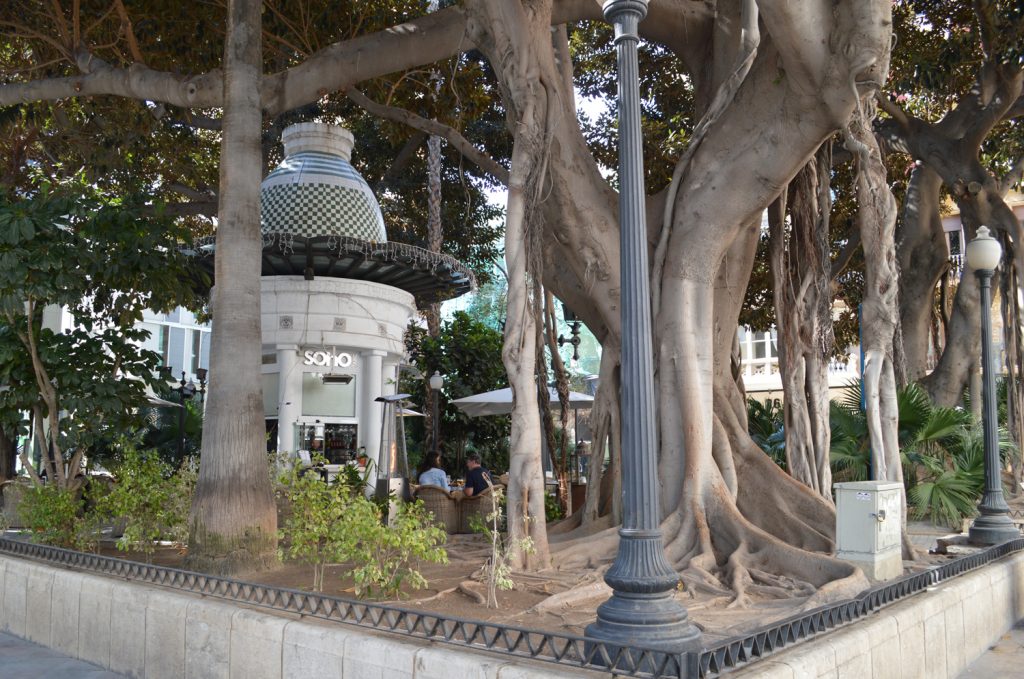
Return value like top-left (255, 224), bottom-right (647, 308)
top-left (429, 370), bottom-right (444, 463)
top-left (965, 226), bottom-right (1019, 545)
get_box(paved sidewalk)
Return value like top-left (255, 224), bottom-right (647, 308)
top-left (0, 632), bottom-right (126, 678)
top-left (958, 619), bottom-right (1024, 678)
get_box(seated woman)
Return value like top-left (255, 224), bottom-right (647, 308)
top-left (416, 452), bottom-right (451, 490)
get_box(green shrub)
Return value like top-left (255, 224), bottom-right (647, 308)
top-left (19, 483), bottom-right (95, 551)
top-left (94, 447), bottom-right (195, 560)
top-left (346, 499), bottom-right (448, 599)
top-left (544, 491), bottom-right (563, 522)
top-left (277, 464), bottom-right (447, 597)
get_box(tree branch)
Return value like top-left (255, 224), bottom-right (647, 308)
top-left (346, 87), bottom-right (509, 185)
top-left (375, 130), bottom-right (427, 192)
top-left (1, 2), bottom-right (706, 119)
top-left (167, 182), bottom-right (216, 202)
top-left (830, 230), bottom-right (861, 283)
top-left (112, 0), bottom-right (145, 64)
top-left (999, 157), bottom-right (1024, 196)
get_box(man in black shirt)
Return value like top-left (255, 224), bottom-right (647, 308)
top-left (463, 453), bottom-right (492, 497)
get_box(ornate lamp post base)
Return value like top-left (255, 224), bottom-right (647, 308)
top-left (585, 531), bottom-right (701, 653)
top-left (969, 510), bottom-right (1020, 546)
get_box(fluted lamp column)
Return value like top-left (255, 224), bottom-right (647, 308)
top-left (966, 226), bottom-right (1019, 545)
top-left (585, 0), bottom-right (702, 659)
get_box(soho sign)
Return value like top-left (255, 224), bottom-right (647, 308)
top-left (303, 350), bottom-right (354, 368)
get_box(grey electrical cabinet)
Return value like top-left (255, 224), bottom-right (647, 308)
top-left (834, 481), bottom-right (903, 581)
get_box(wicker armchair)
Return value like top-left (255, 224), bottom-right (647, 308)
top-left (458, 486), bottom-right (497, 534)
top-left (413, 485), bottom-right (460, 533)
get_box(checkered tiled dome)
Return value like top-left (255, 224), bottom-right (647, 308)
top-left (260, 123), bottom-right (387, 243)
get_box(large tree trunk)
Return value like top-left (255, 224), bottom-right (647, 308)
top-left (549, 0), bottom-right (891, 604)
top-left (0, 427), bottom-right (15, 483)
top-left (897, 165), bottom-right (950, 382)
top-left (483, 0), bottom-right (565, 571)
top-left (769, 143), bottom-right (834, 501)
top-left (186, 0), bottom-right (277, 574)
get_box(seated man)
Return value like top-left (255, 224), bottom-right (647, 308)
top-left (463, 453), bottom-right (493, 497)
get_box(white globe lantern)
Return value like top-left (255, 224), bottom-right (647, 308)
top-left (966, 226), bottom-right (1002, 271)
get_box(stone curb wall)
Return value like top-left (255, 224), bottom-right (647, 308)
top-left (0, 554), bottom-right (595, 679)
top-left (732, 551), bottom-right (1024, 678)
top-left (3, 550), bottom-right (1023, 678)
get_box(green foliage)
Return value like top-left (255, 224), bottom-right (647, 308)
top-left (0, 178), bottom-right (203, 484)
top-left (346, 499), bottom-right (448, 599)
top-left (277, 463), bottom-right (447, 597)
top-left (94, 446), bottom-right (196, 560)
top-left (18, 483), bottom-right (95, 551)
top-left (404, 311), bottom-right (509, 469)
top-left (544, 491), bottom-right (564, 522)
top-left (277, 464), bottom-right (355, 592)
top-left (829, 380), bottom-right (1016, 527)
top-left (908, 425), bottom-right (985, 528)
top-left (746, 398), bottom-right (787, 470)
top-left (139, 399), bottom-right (205, 469)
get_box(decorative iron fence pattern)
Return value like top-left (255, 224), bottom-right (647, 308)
top-left (699, 537), bottom-right (1024, 676)
top-left (1, 536), bottom-right (1022, 678)
top-left (0, 538), bottom-right (687, 678)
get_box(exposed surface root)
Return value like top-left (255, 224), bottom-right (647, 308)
top-left (458, 580), bottom-right (487, 605)
top-left (528, 578), bottom-right (611, 614)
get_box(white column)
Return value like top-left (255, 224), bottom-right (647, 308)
top-left (360, 350), bottom-right (386, 472)
top-left (277, 346), bottom-right (302, 454)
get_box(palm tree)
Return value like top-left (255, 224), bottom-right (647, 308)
top-left (186, 0), bottom-right (277, 573)
top-left (829, 380), bottom-right (1015, 528)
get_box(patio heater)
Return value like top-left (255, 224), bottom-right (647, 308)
top-left (375, 393), bottom-right (414, 519)
top-left (585, 0), bottom-right (701, 659)
top-left (965, 226), bottom-right (1019, 545)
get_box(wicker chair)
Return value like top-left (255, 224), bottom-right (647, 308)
top-left (457, 486), bottom-right (497, 534)
top-left (413, 485), bottom-right (460, 534)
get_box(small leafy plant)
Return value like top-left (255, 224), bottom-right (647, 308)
top-left (277, 461), bottom-right (447, 597)
top-left (277, 462), bottom-right (355, 591)
top-left (18, 483), bottom-right (96, 551)
top-left (94, 447), bottom-right (195, 560)
top-left (472, 481), bottom-right (534, 608)
top-left (346, 498), bottom-right (448, 599)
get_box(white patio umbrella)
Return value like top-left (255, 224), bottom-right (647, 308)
top-left (451, 386), bottom-right (594, 418)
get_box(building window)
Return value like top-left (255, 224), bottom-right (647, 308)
top-left (738, 326), bottom-right (778, 377)
top-left (139, 322), bottom-right (170, 367)
top-left (190, 330), bottom-right (202, 375)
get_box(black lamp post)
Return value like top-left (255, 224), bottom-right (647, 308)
top-left (429, 370), bottom-right (444, 462)
top-left (558, 303), bottom-right (583, 362)
top-left (966, 227), bottom-right (1019, 545)
top-left (586, 0), bottom-right (701, 659)
top-left (166, 369), bottom-right (207, 461)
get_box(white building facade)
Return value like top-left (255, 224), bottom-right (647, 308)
top-left (197, 122), bottom-right (473, 468)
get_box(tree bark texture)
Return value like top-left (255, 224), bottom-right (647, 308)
top-left (186, 0), bottom-right (278, 575)
top-left (769, 143), bottom-right (834, 501)
top-left (0, 427), bottom-right (15, 483)
top-left (896, 165), bottom-right (949, 382)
